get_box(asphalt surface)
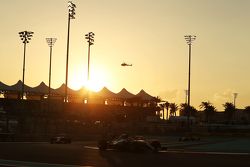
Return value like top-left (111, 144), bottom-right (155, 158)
top-left (0, 142), bottom-right (250, 167)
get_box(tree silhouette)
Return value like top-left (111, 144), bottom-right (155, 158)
top-left (165, 101), bottom-right (170, 120)
top-left (179, 103), bottom-right (189, 116)
top-left (223, 102), bottom-right (235, 123)
top-left (244, 106), bottom-right (250, 121)
top-left (200, 101), bottom-right (216, 123)
top-left (179, 103), bottom-right (197, 117)
top-left (159, 103), bottom-right (165, 120)
top-left (169, 103), bottom-right (178, 117)
top-left (152, 96), bottom-right (162, 107)
top-left (244, 106), bottom-right (250, 113)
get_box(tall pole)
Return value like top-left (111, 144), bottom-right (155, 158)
top-left (65, 1), bottom-right (76, 102)
top-left (184, 89), bottom-right (188, 104)
top-left (46, 38), bottom-right (57, 100)
top-left (22, 42), bottom-right (26, 100)
top-left (233, 93), bottom-right (238, 108)
top-left (19, 31), bottom-right (34, 99)
top-left (87, 42), bottom-right (91, 81)
top-left (184, 35), bottom-right (196, 128)
top-left (65, 15), bottom-right (71, 102)
top-left (49, 46), bottom-right (52, 97)
top-left (188, 43), bottom-right (191, 107)
top-left (85, 32), bottom-right (95, 81)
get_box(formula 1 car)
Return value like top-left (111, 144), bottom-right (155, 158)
top-left (50, 134), bottom-right (71, 144)
top-left (97, 134), bottom-right (163, 153)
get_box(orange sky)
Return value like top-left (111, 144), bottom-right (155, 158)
top-left (1, 0), bottom-right (250, 110)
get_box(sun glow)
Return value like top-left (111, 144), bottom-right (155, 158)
top-left (86, 79), bottom-right (104, 92)
top-left (69, 68), bottom-right (107, 92)
top-left (87, 68), bottom-right (108, 92)
top-left (68, 77), bottom-right (83, 91)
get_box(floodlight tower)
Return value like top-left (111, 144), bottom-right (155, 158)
top-left (184, 35), bottom-right (196, 126)
top-left (18, 31), bottom-right (34, 99)
top-left (46, 38), bottom-right (57, 99)
top-left (184, 89), bottom-right (188, 104)
top-left (85, 32), bottom-right (95, 81)
top-left (233, 93), bottom-right (238, 108)
top-left (65, 1), bottom-right (76, 102)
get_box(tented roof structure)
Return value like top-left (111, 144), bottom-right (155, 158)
top-left (75, 87), bottom-right (89, 97)
top-left (117, 88), bottom-right (135, 99)
top-left (10, 80), bottom-right (25, 91)
top-left (1, 80), bottom-right (33, 92)
top-left (51, 84), bottom-right (77, 96)
top-left (0, 81), bottom-right (11, 91)
top-left (30, 82), bottom-right (49, 94)
top-left (92, 87), bottom-right (118, 99)
top-left (136, 89), bottom-right (154, 101)
top-left (0, 81), bottom-right (156, 101)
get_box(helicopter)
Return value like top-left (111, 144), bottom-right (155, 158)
top-left (121, 62), bottom-right (132, 66)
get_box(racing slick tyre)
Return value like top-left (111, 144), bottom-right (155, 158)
top-left (98, 140), bottom-right (108, 151)
top-left (150, 140), bottom-right (161, 151)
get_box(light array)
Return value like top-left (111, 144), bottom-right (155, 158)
top-left (19, 31), bottom-right (34, 44)
top-left (68, 1), bottom-right (76, 19)
top-left (85, 32), bottom-right (95, 45)
top-left (184, 35), bottom-right (196, 45)
top-left (46, 38), bottom-right (57, 47)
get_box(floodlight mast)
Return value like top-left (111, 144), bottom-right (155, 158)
top-left (233, 93), bottom-right (238, 108)
top-left (65, 1), bottom-right (76, 102)
top-left (19, 31), bottom-right (34, 99)
top-left (184, 35), bottom-right (196, 128)
top-left (46, 38), bottom-right (57, 100)
top-left (85, 32), bottom-right (95, 81)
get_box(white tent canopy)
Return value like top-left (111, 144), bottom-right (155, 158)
top-left (0, 81), bottom-right (155, 101)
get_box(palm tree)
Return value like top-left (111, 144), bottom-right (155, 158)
top-left (223, 102), bottom-right (235, 123)
top-left (179, 103), bottom-right (198, 117)
top-left (169, 103), bottom-right (178, 117)
top-left (151, 96), bottom-right (162, 107)
top-left (244, 106), bottom-right (250, 122)
top-left (199, 101), bottom-right (216, 123)
top-left (159, 103), bottom-right (165, 120)
top-left (190, 106), bottom-right (198, 117)
top-left (244, 106), bottom-right (250, 113)
top-left (179, 103), bottom-right (189, 116)
top-left (165, 101), bottom-right (170, 120)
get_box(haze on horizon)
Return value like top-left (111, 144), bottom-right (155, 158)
top-left (0, 0), bottom-right (250, 110)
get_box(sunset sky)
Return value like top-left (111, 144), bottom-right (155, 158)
top-left (1, 0), bottom-right (250, 110)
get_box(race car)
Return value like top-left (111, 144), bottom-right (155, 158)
top-left (97, 134), bottom-right (163, 153)
top-left (50, 134), bottom-right (71, 144)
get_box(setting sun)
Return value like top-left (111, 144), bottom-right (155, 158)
top-left (68, 74), bottom-right (84, 90)
top-left (68, 67), bottom-right (107, 92)
top-left (85, 80), bottom-right (103, 92)
top-left (86, 68), bottom-right (107, 92)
